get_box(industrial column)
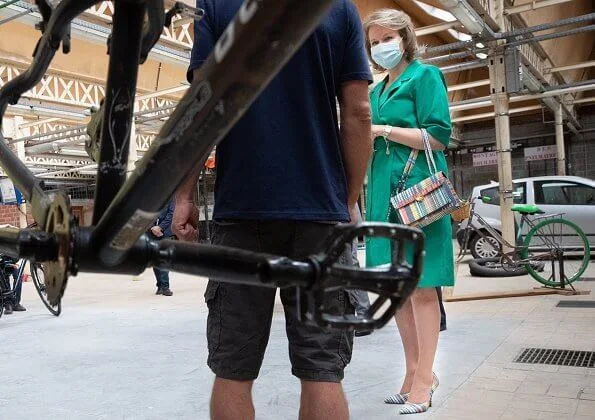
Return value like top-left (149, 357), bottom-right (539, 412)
top-left (555, 103), bottom-right (567, 175)
top-left (127, 106), bottom-right (139, 180)
top-left (488, 52), bottom-right (516, 250)
top-left (4, 117), bottom-right (29, 228)
top-left (488, 0), bottom-right (515, 251)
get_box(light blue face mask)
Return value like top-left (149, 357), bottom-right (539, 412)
top-left (371, 41), bottom-right (403, 70)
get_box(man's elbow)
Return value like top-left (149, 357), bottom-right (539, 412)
top-left (343, 102), bottom-right (372, 124)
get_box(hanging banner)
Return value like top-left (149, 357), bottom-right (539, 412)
top-left (0, 178), bottom-right (17, 204)
top-left (472, 151), bottom-right (498, 167)
top-left (524, 145), bottom-right (557, 162)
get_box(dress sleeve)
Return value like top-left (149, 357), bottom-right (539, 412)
top-left (187, 0), bottom-right (216, 83)
top-left (414, 66), bottom-right (452, 147)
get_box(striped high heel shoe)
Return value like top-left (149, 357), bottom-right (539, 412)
top-left (398, 373), bottom-right (439, 415)
top-left (399, 400), bottom-right (431, 415)
top-left (384, 372), bottom-right (439, 405)
top-left (384, 392), bottom-right (409, 404)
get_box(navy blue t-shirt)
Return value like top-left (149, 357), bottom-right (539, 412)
top-left (189, 0), bottom-right (372, 221)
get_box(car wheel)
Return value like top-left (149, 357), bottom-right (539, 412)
top-left (470, 233), bottom-right (499, 259)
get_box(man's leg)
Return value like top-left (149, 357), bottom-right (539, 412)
top-left (11, 268), bottom-right (26, 311)
top-left (153, 268), bottom-right (171, 295)
top-left (207, 221), bottom-right (283, 419)
top-left (299, 382), bottom-right (349, 420)
top-left (211, 378), bottom-right (255, 420)
top-left (153, 268), bottom-right (163, 290)
top-left (282, 222), bottom-right (354, 420)
top-left (13, 268), bottom-right (22, 303)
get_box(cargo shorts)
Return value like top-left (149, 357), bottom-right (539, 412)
top-left (205, 220), bottom-right (354, 382)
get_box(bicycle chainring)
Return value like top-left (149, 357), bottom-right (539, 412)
top-left (43, 192), bottom-right (74, 307)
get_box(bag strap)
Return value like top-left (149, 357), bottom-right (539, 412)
top-left (396, 149), bottom-right (418, 193)
top-left (388, 128), bottom-right (438, 221)
top-left (421, 128), bottom-right (438, 174)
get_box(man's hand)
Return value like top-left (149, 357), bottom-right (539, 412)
top-left (150, 226), bottom-right (164, 238)
top-left (349, 205), bottom-right (360, 224)
top-left (173, 200), bottom-right (200, 242)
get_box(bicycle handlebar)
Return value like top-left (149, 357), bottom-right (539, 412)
top-left (0, 222), bottom-right (424, 332)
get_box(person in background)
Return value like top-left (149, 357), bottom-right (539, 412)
top-left (173, 1), bottom-right (372, 418)
top-left (363, 9), bottom-right (454, 415)
top-left (347, 203), bottom-right (372, 337)
top-left (149, 199), bottom-right (175, 296)
top-left (1, 255), bottom-right (25, 314)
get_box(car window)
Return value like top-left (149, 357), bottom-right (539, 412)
top-left (480, 183), bottom-right (526, 205)
top-left (535, 181), bottom-right (595, 205)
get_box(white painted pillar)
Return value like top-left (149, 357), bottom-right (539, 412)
top-left (555, 103), bottom-right (566, 175)
top-left (489, 52), bottom-right (515, 251)
top-left (4, 117), bottom-right (29, 228)
top-left (127, 104), bottom-right (139, 179)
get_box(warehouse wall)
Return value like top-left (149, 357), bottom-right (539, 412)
top-left (452, 116), bottom-right (595, 198)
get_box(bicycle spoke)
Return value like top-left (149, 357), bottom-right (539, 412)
top-left (522, 218), bottom-right (590, 287)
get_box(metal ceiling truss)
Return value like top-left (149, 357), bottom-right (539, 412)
top-left (0, 1), bottom-right (193, 64)
top-left (1, 59), bottom-right (180, 115)
top-left (24, 155), bottom-right (91, 168)
top-left (437, 0), bottom-right (589, 130)
top-left (85, 1), bottom-right (193, 50)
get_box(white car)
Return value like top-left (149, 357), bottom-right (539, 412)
top-left (457, 176), bottom-right (595, 259)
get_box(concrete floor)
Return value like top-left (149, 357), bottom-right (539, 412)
top-left (2, 255), bottom-right (595, 419)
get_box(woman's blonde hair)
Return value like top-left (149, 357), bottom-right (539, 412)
top-left (363, 9), bottom-right (418, 72)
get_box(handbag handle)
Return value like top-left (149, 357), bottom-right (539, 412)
top-left (395, 128), bottom-right (437, 194)
top-left (420, 128), bottom-right (438, 174)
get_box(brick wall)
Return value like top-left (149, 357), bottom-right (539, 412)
top-left (0, 204), bottom-right (31, 227)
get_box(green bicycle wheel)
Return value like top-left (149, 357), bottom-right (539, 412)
top-left (521, 218), bottom-right (590, 287)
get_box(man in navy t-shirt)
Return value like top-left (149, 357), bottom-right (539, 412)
top-left (173, 1), bottom-right (372, 418)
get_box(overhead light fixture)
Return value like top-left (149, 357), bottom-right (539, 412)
top-left (476, 53), bottom-right (488, 59)
top-left (439, 0), bottom-right (487, 35)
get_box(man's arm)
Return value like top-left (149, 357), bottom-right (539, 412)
top-left (172, 169), bottom-right (201, 241)
top-left (158, 200), bottom-right (175, 234)
top-left (338, 80), bottom-right (372, 221)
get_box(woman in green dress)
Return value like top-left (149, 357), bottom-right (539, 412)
top-left (363, 9), bottom-right (454, 415)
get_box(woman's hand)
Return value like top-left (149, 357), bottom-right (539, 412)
top-left (371, 124), bottom-right (391, 140)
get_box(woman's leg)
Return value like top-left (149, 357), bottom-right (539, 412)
top-left (395, 296), bottom-right (419, 393)
top-left (408, 287), bottom-right (440, 404)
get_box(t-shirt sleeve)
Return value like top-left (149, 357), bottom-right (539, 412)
top-left (187, 0), bottom-right (216, 83)
top-left (415, 66), bottom-right (452, 147)
top-left (340, 1), bottom-right (373, 84)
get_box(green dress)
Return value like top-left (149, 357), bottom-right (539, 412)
top-left (365, 60), bottom-right (454, 288)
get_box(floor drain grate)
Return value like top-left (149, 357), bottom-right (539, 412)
top-left (557, 300), bottom-right (595, 308)
top-left (514, 348), bottom-right (594, 368)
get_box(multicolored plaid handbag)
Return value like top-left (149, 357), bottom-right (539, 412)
top-left (389, 129), bottom-right (462, 228)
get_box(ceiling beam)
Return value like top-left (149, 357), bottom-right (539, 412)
top-left (546, 60), bottom-right (595, 74)
top-left (415, 20), bottom-right (461, 36)
top-left (504, 0), bottom-right (575, 16)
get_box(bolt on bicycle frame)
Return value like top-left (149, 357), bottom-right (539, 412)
top-left (0, 0), bottom-right (425, 331)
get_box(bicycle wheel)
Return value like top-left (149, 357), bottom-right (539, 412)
top-left (30, 262), bottom-right (61, 316)
top-left (521, 218), bottom-right (590, 287)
